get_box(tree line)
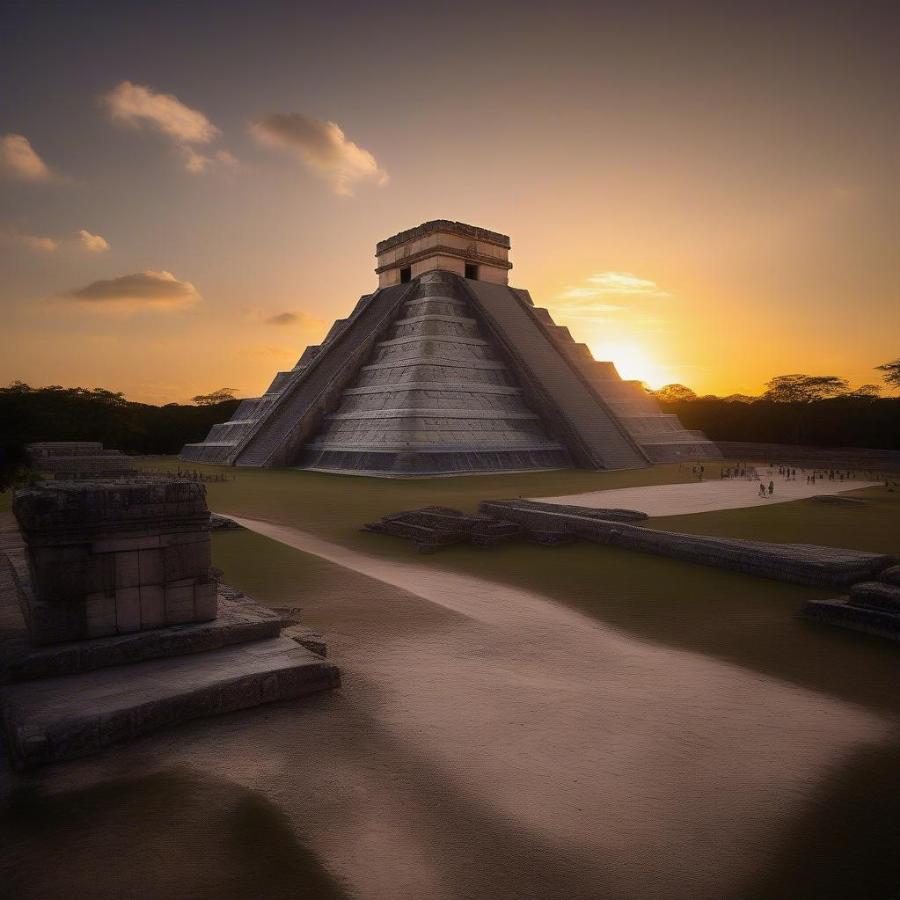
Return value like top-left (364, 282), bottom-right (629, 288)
top-left (651, 360), bottom-right (900, 449)
top-left (0, 382), bottom-right (241, 488)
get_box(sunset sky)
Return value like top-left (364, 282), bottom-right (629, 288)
top-left (2, 1), bottom-right (898, 403)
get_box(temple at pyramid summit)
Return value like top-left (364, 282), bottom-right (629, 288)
top-left (181, 220), bottom-right (720, 475)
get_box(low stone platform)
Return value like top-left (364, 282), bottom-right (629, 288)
top-left (1, 589), bottom-right (286, 682)
top-left (479, 500), bottom-right (895, 588)
top-left (804, 598), bottom-right (900, 641)
top-left (1, 636), bottom-right (339, 768)
top-left (363, 506), bottom-right (524, 552)
top-left (804, 576), bottom-right (900, 643)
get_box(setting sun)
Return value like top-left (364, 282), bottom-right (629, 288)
top-left (588, 342), bottom-right (670, 389)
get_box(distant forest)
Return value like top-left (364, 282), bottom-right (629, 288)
top-left (1, 383), bottom-right (240, 457)
top-left (1, 375), bottom-right (898, 473)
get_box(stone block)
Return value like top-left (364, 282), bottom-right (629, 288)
top-left (87, 552), bottom-right (116, 594)
top-left (163, 541), bottom-right (209, 582)
top-left (85, 592), bottom-right (117, 638)
top-left (194, 580), bottom-right (218, 621)
top-left (139, 584), bottom-right (165, 629)
top-left (165, 582), bottom-right (196, 623)
top-left (115, 587), bottom-right (141, 633)
top-left (115, 550), bottom-right (141, 588)
top-left (138, 548), bottom-right (163, 584)
top-left (93, 534), bottom-right (161, 554)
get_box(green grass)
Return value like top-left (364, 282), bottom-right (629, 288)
top-left (650, 486), bottom-right (900, 555)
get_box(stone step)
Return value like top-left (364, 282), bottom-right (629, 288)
top-left (1, 636), bottom-right (340, 769)
top-left (2, 589), bottom-right (286, 682)
top-left (848, 581), bottom-right (900, 612)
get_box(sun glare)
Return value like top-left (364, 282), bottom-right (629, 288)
top-left (588, 343), bottom-right (669, 389)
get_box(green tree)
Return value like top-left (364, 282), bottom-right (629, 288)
top-left (654, 383), bottom-right (697, 403)
top-left (876, 359), bottom-right (900, 390)
top-left (763, 374), bottom-right (849, 403)
top-left (191, 388), bottom-right (237, 406)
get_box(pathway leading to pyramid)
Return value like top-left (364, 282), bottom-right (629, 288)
top-left (225, 514), bottom-right (889, 899)
top-left (533, 468), bottom-right (877, 517)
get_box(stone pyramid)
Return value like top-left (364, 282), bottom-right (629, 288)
top-left (181, 220), bottom-right (719, 475)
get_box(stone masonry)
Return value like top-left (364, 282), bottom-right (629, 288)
top-left (12, 480), bottom-right (216, 644)
top-left (26, 442), bottom-right (137, 479)
top-left (181, 220), bottom-right (719, 472)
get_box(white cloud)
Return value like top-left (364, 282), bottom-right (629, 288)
top-left (251, 112), bottom-right (388, 196)
top-left (66, 270), bottom-right (200, 309)
top-left (78, 229), bottom-right (110, 253)
top-left (104, 81), bottom-right (219, 143)
top-left (556, 272), bottom-right (671, 302)
top-left (0, 134), bottom-right (55, 182)
top-left (103, 81), bottom-right (235, 174)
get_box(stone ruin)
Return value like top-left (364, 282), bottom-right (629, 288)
top-left (364, 503), bottom-right (648, 552)
top-left (26, 441), bottom-right (137, 479)
top-left (181, 220), bottom-right (720, 475)
top-left (805, 567), bottom-right (900, 641)
top-left (364, 498), bottom-right (896, 592)
top-left (0, 478), bottom-right (339, 768)
top-left (13, 480), bottom-right (217, 644)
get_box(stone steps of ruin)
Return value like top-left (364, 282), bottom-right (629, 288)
top-left (1, 635), bottom-right (340, 769)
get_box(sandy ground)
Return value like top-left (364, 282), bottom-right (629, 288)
top-left (532, 469), bottom-right (877, 516)
top-left (207, 515), bottom-right (892, 899)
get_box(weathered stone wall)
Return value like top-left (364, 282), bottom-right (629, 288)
top-left (13, 480), bottom-right (216, 644)
top-left (479, 500), bottom-right (895, 588)
top-left (26, 442), bottom-right (137, 479)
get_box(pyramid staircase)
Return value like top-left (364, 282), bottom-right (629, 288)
top-left (301, 271), bottom-right (571, 475)
top-left (182, 273), bottom-right (719, 473)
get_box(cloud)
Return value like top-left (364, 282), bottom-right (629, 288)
top-left (66, 270), bottom-right (200, 309)
top-left (555, 272), bottom-right (671, 302)
top-left (0, 134), bottom-right (56, 182)
top-left (78, 229), bottom-right (110, 253)
top-left (103, 81), bottom-right (235, 174)
top-left (104, 81), bottom-right (219, 143)
top-left (266, 311), bottom-right (300, 325)
top-left (18, 234), bottom-right (59, 253)
top-left (251, 112), bottom-right (388, 196)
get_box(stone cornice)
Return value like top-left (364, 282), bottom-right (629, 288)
top-left (374, 244), bottom-right (513, 274)
top-left (376, 220), bottom-right (510, 254)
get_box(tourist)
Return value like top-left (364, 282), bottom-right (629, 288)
top-left (768, 481), bottom-right (774, 495)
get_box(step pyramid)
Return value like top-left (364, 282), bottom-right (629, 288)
top-left (181, 220), bottom-right (719, 474)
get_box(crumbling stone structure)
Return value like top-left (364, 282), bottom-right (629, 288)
top-left (478, 500), bottom-right (895, 588)
top-left (13, 480), bottom-right (216, 644)
top-left (26, 442), bottom-right (137, 479)
top-left (1, 480), bottom-right (340, 768)
top-left (805, 566), bottom-right (900, 641)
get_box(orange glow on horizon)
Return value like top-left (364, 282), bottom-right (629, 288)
top-left (587, 342), bottom-right (670, 390)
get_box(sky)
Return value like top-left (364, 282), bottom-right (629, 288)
top-left (1, 0), bottom-right (898, 403)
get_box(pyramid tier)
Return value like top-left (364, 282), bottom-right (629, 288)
top-left (300, 273), bottom-right (569, 475)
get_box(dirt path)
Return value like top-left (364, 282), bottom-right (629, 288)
top-left (225, 515), bottom-right (891, 899)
